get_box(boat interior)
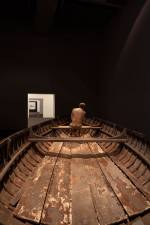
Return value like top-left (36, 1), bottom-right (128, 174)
top-left (0, 117), bottom-right (150, 225)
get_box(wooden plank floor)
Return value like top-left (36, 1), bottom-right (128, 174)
top-left (13, 138), bottom-right (150, 225)
top-left (41, 143), bottom-right (71, 225)
top-left (89, 142), bottom-right (150, 217)
top-left (71, 142), bottom-right (99, 225)
top-left (80, 143), bottom-right (127, 224)
top-left (14, 142), bottom-right (63, 223)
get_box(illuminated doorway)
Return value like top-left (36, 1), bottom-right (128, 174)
top-left (28, 93), bottom-right (55, 127)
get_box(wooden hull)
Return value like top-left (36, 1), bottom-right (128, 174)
top-left (0, 118), bottom-right (150, 225)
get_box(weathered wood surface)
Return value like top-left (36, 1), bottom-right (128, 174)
top-left (131, 217), bottom-right (145, 225)
top-left (12, 137), bottom-right (150, 224)
top-left (108, 153), bottom-right (150, 200)
top-left (81, 143), bottom-right (127, 225)
top-left (41, 143), bottom-right (71, 225)
top-left (71, 142), bottom-right (99, 225)
top-left (89, 142), bottom-right (150, 217)
top-left (14, 142), bottom-right (63, 223)
top-left (50, 126), bottom-right (102, 129)
top-left (0, 202), bottom-right (24, 225)
top-left (29, 137), bottom-right (127, 143)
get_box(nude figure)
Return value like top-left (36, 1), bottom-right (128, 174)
top-left (70, 103), bottom-right (86, 128)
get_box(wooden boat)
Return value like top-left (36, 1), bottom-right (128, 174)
top-left (0, 117), bottom-right (150, 225)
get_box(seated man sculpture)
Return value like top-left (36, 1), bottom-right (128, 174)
top-left (70, 103), bottom-right (86, 128)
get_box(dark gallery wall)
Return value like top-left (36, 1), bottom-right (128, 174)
top-left (98, 0), bottom-right (150, 135)
top-left (1, 0), bottom-right (150, 137)
top-left (0, 32), bottom-right (101, 132)
top-left (116, 0), bottom-right (150, 135)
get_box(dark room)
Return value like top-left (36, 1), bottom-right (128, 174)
top-left (0, 0), bottom-right (150, 224)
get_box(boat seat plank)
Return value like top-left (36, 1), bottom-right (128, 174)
top-left (29, 137), bottom-right (127, 143)
top-left (14, 142), bottom-right (63, 223)
top-left (89, 142), bottom-right (150, 217)
top-left (50, 126), bottom-right (102, 129)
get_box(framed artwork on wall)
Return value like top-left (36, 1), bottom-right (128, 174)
top-left (29, 101), bottom-right (37, 112)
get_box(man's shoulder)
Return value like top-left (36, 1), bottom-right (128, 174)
top-left (72, 107), bottom-right (81, 112)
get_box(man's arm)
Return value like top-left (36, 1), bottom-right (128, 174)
top-left (71, 109), bottom-right (75, 121)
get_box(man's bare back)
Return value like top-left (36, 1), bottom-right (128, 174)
top-left (70, 103), bottom-right (86, 128)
